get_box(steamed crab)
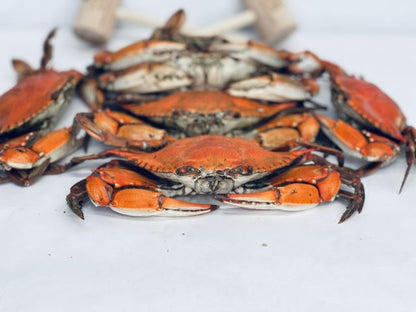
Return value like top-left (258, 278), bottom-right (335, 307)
top-left (314, 61), bottom-right (416, 191)
top-left (0, 29), bottom-right (84, 185)
top-left (76, 90), bottom-right (307, 150)
top-left (75, 89), bottom-right (348, 168)
top-left (67, 135), bottom-right (364, 223)
top-left (81, 10), bottom-right (322, 110)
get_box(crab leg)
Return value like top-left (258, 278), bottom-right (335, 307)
top-left (217, 164), bottom-right (364, 223)
top-left (67, 161), bottom-right (217, 219)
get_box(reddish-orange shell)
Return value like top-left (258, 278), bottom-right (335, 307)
top-left (323, 61), bottom-right (406, 141)
top-left (108, 135), bottom-right (307, 174)
top-left (0, 70), bottom-right (82, 134)
top-left (123, 90), bottom-right (296, 118)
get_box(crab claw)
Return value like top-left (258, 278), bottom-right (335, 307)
top-left (217, 184), bottom-right (321, 211)
top-left (75, 111), bottom-right (170, 150)
top-left (227, 73), bottom-right (319, 102)
top-left (98, 63), bottom-right (193, 94)
top-left (208, 41), bottom-right (289, 68)
top-left (108, 189), bottom-right (218, 217)
top-left (217, 164), bottom-right (364, 223)
top-left (93, 40), bottom-right (187, 71)
top-left (67, 164), bottom-right (217, 219)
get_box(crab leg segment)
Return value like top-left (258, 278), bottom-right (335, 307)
top-left (227, 73), bottom-right (319, 102)
top-left (217, 164), bottom-right (364, 223)
top-left (67, 161), bottom-right (217, 219)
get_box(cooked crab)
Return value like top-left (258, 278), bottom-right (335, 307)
top-left (0, 29), bottom-right (85, 185)
top-left (0, 29), bottom-right (82, 143)
top-left (75, 90), bottom-right (311, 150)
top-left (66, 135), bottom-right (364, 223)
top-left (321, 61), bottom-right (416, 191)
top-left (82, 10), bottom-right (322, 109)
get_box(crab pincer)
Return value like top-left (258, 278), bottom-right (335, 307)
top-left (216, 164), bottom-right (364, 224)
top-left (0, 125), bottom-right (85, 186)
top-left (66, 160), bottom-right (217, 219)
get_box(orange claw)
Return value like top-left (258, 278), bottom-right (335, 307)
top-left (76, 110), bottom-right (170, 150)
top-left (110, 189), bottom-right (216, 217)
top-left (316, 114), bottom-right (400, 164)
top-left (218, 184), bottom-right (321, 211)
top-left (255, 113), bottom-right (320, 150)
top-left (217, 164), bottom-right (363, 223)
top-left (68, 161), bottom-right (218, 218)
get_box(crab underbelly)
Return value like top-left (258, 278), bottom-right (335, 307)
top-left (168, 56), bottom-right (257, 88)
top-left (154, 171), bottom-right (270, 194)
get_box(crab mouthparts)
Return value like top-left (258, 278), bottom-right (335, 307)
top-left (194, 176), bottom-right (235, 194)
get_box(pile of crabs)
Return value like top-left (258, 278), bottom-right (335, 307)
top-left (1, 11), bottom-right (415, 223)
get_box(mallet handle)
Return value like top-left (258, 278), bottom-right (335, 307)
top-left (198, 10), bottom-right (256, 35)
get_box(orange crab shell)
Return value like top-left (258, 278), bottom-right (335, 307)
top-left (122, 90), bottom-right (297, 119)
top-left (107, 135), bottom-right (308, 175)
top-left (0, 69), bottom-right (82, 135)
top-left (323, 61), bottom-right (406, 142)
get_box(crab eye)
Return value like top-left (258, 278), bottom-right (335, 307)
top-left (175, 166), bottom-right (199, 176)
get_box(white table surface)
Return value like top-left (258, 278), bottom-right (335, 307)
top-left (1, 27), bottom-right (416, 312)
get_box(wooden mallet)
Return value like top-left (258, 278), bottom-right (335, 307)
top-left (199, 0), bottom-right (297, 44)
top-left (74, 0), bottom-right (201, 44)
top-left (73, 0), bottom-right (296, 44)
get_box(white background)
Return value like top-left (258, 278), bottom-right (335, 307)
top-left (1, 1), bottom-right (416, 311)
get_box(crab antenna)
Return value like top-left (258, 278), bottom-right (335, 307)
top-left (40, 28), bottom-right (57, 70)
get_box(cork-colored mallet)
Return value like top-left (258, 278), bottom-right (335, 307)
top-left (74, 0), bottom-right (205, 44)
top-left (73, 0), bottom-right (296, 45)
top-left (200, 0), bottom-right (297, 44)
